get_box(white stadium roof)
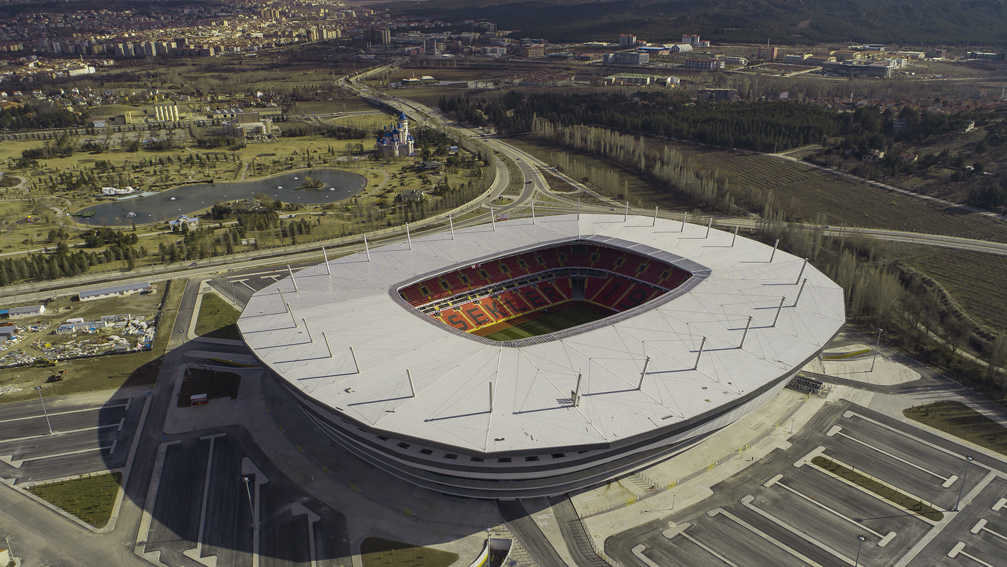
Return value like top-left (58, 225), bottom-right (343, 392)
top-left (237, 214), bottom-right (845, 454)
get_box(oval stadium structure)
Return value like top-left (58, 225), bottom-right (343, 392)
top-left (237, 213), bottom-right (845, 499)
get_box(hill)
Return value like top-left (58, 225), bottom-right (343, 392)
top-left (399, 0), bottom-right (1007, 46)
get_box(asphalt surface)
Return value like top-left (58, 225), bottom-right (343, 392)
top-left (499, 500), bottom-right (567, 567)
top-left (0, 395), bottom-right (143, 484)
top-left (606, 400), bottom-right (1007, 567)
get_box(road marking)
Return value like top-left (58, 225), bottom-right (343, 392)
top-left (242, 458), bottom-right (270, 567)
top-left (829, 425), bottom-right (954, 485)
top-left (842, 410), bottom-right (987, 467)
top-left (0, 422), bottom-right (121, 446)
top-left (971, 518), bottom-right (1007, 543)
top-left (184, 434), bottom-right (224, 567)
top-left (661, 522), bottom-right (737, 566)
top-left (948, 542), bottom-right (995, 566)
top-left (680, 532), bottom-right (738, 566)
top-left (773, 479), bottom-right (896, 546)
top-left (135, 441), bottom-right (180, 556)
top-left (0, 402), bottom-right (127, 425)
top-left (290, 502), bottom-right (320, 567)
top-left (13, 444), bottom-right (115, 468)
top-left (893, 471), bottom-right (996, 567)
top-left (805, 452), bottom-right (944, 524)
top-left (630, 544), bottom-right (661, 567)
top-left (709, 507), bottom-right (825, 567)
top-left (740, 495), bottom-right (858, 565)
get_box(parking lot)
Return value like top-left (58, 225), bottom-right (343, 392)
top-left (209, 262), bottom-right (317, 308)
top-left (608, 402), bottom-right (1006, 567)
top-left (136, 431), bottom-right (351, 567)
top-left (0, 394), bottom-right (145, 484)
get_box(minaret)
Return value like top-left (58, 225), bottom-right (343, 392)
top-left (398, 112), bottom-right (409, 140)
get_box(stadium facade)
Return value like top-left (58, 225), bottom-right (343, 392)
top-left (237, 214), bottom-right (845, 499)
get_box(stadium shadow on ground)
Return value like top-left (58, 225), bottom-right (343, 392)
top-left (94, 351), bottom-right (563, 565)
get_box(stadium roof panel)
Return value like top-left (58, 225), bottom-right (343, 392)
top-left (238, 214), bottom-right (845, 454)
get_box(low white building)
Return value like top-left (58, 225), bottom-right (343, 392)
top-left (78, 282), bottom-right (152, 302)
top-left (7, 304), bottom-right (44, 318)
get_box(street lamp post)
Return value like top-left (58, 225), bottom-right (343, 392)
top-left (34, 385), bottom-right (53, 435)
top-left (242, 474), bottom-right (255, 526)
top-left (855, 534), bottom-right (866, 567)
top-left (954, 455), bottom-right (975, 511)
top-left (870, 328), bottom-right (884, 372)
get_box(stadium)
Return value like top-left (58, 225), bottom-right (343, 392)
top-left (237, 213), bottom-right (845, 499)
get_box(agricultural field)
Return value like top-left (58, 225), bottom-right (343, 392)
top-left (676, 146), bottom-right (1007, 242)
top-left (893, 244), bottom-right (1007, 333)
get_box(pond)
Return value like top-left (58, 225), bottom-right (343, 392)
top-left (76, 168), bottom-right (367, 226)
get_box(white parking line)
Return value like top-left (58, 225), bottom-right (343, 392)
top-left (804, 452), bottom-right (944, 525)
top-left (0, 402), bottom-right (128, 425)
top-left (662, 522), bottom-right (738, 566)
top-left (828, 425), bottom-right (955, 485)
top-left (971, 518), bottom-right (1007, 543)
top-left (184, 433), bottom-right (226, 566)
top-left (773, 478), bottom-right (896, 546)
top-left (681, 533), bottom-right (737, 566)
top-left (948, 542), bottom-right (994, 566)
top-left (630, 544), bottom-right (661, 567)
top-left (0, 423), bottom-right (121, 447)
top-left (843, 410), bottom-right (984, 466)
top-left (709, 507), bottom-right (826, 567)
top-left (740, 495), bottom-right (857, 565)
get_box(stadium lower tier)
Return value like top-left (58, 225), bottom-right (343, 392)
top-left (263, 364), bottom-right (801, 499)
top-left (428, 274), bottom-right (670, 337)
top-left (398, 241), bottom-right (691, 309)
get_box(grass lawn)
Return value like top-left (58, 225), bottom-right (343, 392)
top-left (477, 301), bottom-right (614, 341)
top-left (360, 538), bottom-right (458, 567)
top-left (28, 472), bottom-right (122, 529)
top-left (195, 292), bottom-right (241, 340)
top-left (904, 401), bottom-right (1007, 456)
top-left (811, 456), bottom-right (943, 521)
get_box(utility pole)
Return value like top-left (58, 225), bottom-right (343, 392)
top-left (34, 385), bottom-right (53, 435)
top-left (954, 455), bottom-right (975, 511)
top-left (870, 328), bottom-right (884, 372)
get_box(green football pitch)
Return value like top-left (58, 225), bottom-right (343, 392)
top-left (477, 301), bottom-right (615, 341)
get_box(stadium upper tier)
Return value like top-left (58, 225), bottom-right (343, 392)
top-left (398, 242), bottom-right (694, 339)
top-left (238, 213), bottom-right (845, 498)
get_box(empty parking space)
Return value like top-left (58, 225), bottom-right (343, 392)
top-left (684, 509), bottom-right (812, 567)
top-left (0, 396), bottom-right (142, 483)
top-left (782, 466), bottom-right (930, 551)
top-left (753, 479), bottom-right (891, 562)
top-left (148, 438), bottom-right (210, 553)
top-left (838, 415), bottom-right (965, 482)
top-left (910, 477), bottom-right (1007, 567)
top-left (609, 402), bottom-right (1007, 567)
top-left (137, 432), bottom-right (349, 567)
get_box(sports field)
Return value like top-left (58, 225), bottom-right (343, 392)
top-left (477, 301), bottom-right (615, 341)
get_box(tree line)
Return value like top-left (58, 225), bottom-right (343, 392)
top-left (442, 91), bottom-right (971, 154)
